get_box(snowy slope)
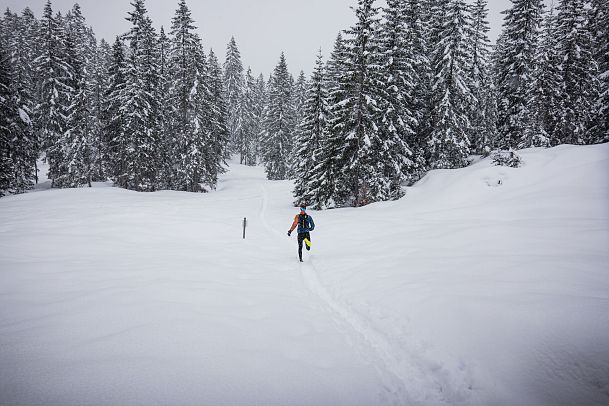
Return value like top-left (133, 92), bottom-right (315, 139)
top-left (1, 144), bottom-right (608, 406)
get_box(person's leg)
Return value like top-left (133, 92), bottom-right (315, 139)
top-left (297, 233), bottom-right (304, 261)
top-left (304, 232), bottom-right (311, 251)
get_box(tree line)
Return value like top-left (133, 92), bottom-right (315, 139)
top-left (1, 0), bottom-right (607, 208)
top-left (289, 0), bottom-right (608, 208)
top-left (0, 0), bottom-right (228, 196)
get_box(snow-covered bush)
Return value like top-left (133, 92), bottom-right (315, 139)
top-left (491, 150), bottom-right (522, 168)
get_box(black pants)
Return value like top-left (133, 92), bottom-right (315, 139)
top-left (297, 232), bottom-right (311, 260)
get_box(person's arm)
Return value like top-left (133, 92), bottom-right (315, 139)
top-left (288, 215), bottom-right (298, 235)
top-left (309, 216), bottom-right (315, 231)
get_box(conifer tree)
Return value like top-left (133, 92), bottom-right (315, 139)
top-left (168, 0), bottom-right (208, 191)
top-left (496, 0), bottom-right (544, 149)
top-left (236, 67), bottom-right (257, 165)
top-left (317, 34), bottom-right (348, 203)
top-left (251, 73), bottom-right (267, 162)
top-left (467, 0), bottom-right (496, 154)
top-left (57, 26), bottom-right (93, 188)
top-left (101, 37), bottom-right (127, 185)
top-left (21, 8), bottom-right (42, 182)
top-left (525, 5), bottom-right (562, 147)
top-left (300, 36), bottom-right (348, 208)
top-left (2, 9), bottom-right (37, 190)
top-left (428, 0), bottom-right (472, 169)
top-left (187, 40), bottom-right (215, 191)
top-left (293, 51), bottom-right (329, 207)
top-left (378, 0), bottom-right (416, 189)
top-left (287, 70), bottom-right (308, 178)
top-left (0, 39), bottom-right (20, 196)
top-left (205, 49), bottom-right (229, 186)
top-left (555, 0), bottom-right (601, 145)
top-left (156, 26), bottom-right (173, 189)
top-left (122, 0), bottom-right (161, 191)
top-left (90, 38), bottom-right (111, 180)
top-left (65, 5), bottom-right (103, 182)
top-left (404, 0), bottom-right (432, 166)
top-left (65, 4), bottom-right (94, 68)
top-left (589, 0), bottom-right (609, 142)
top-left (34, 1), bottom-right (73, 187)
top-left (325, 0), bottom-right (410, 206)
top-left (260, 52), bottom-right (296, 180)
top-left (223, 36), bottom-right (244, 154)
top-left (47, 5), bottom-right (103, 188)
top-left (328, 0), bottom-right (385, 206)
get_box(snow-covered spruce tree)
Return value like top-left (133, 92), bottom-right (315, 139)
top-left (292, 50), bottom-right (329, 207)
top-left (251, 73), bottom-right (267, 162)
top-left (327, 0), bottom-right (413, 206)
top-left (496, 0), bottom-right (544, 150)
top-left (66, 5), bottom-right (97, 120)
top-left (56, 26), bottom-right (93, 188)
top-left (19, 7), bottom-right (41, 170)
top-left (554, 0), bottom-right (601, 145)
top-left (231, 79), bottom-right (247, 165)
top-left (428, 0), bottom-right (472, 169)
top-left (312, 35), bottom-right (360, 207)
top-left (101, 37), bottom-right (127, 185)
top-left (378, 0), bottom-right (416, 189)
top-left (34, 1), bottom-right (73, 188)
top-left (524, 5), bottom-right (562, 147)
top-left (205, 49), bottom-right (229, 187)
top-left (466, 0), bottom-right (497, 154)
top-left (260, 52), bottom-right (296, 180)
top-left (170, 0), bottom-right (218, 192)
top-left (404, 0), bottom-right (433, 168)
top-left (66, 5), bottom-right (95, 78)
top-left (51, 5), bottom-right (106, 188)
top-left (303, 34), bottom-right (347, 208)
top-left (0, 38), bottom-right (20, 196)
top-left (62, 4), bottom-right (104, 186)
top-left (21, 8), bottom-right (42, 183)
top-left (168, 0), bottom-right (209, 192)
top-left (235, 67), bottom-right (257, 166)
top-left (2, 10), bottom-right (37, 191)
top-left (286, 70), bottom-right (308, 179)
top-left (156, 26), bottom-right (173, 190)
top-left (489, 31), bottom-right (509, 149)
top-left (89, 38), bottom-right (112, 180)
top-left (188, 40), bottom-right (216, 192)
top-left (589, 0), bottom-right (609, 142)
top-left (122, 0), bottom-right (161, 191)
top-left (223, 36), bottom-right (244, 156)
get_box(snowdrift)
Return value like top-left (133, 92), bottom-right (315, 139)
top-left (1, 144), bottom-right (608, 406)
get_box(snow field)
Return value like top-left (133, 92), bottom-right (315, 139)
top-left (1, 144), bottom-right (608, 405)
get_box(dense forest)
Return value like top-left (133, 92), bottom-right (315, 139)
top-left (0, 0), bottom-right (607, 208)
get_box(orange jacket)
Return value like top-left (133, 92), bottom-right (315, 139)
top-left (289, 215), bottom-right (299, 233)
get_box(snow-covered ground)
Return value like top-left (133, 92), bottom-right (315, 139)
top-left (1, 144), bottom-right (608, 406)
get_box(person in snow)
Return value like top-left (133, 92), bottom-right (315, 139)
top-left (287, 205), bottom-right (315, 262)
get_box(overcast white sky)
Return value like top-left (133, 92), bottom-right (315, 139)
top-left (0, 0), bottom-right (540, 76)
